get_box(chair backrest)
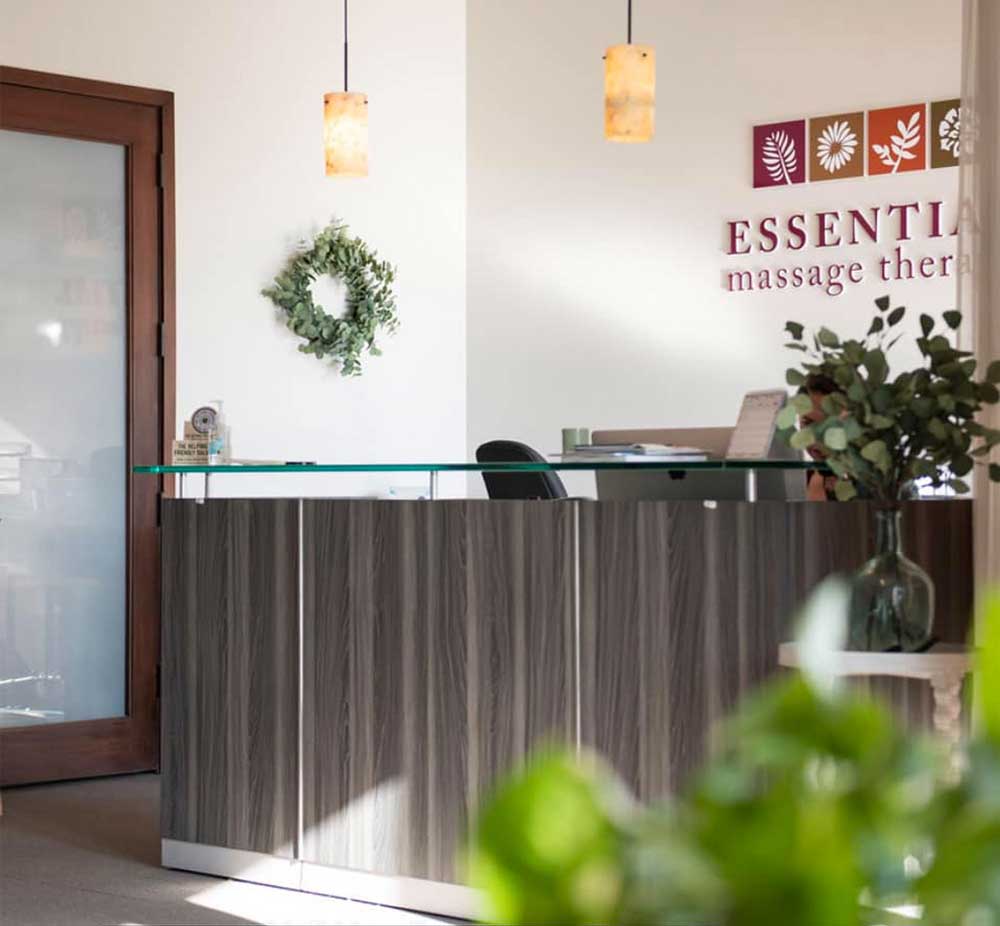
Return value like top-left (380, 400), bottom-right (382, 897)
top-left (475, 440), bottom-right (568, 500)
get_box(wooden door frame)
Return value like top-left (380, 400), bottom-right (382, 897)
top-left (0, 67), bottom-right (175, 785)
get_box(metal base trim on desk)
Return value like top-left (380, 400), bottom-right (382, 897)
top-left (161, 839), bottom-right (479, 920)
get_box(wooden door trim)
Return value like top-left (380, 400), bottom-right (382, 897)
top-left (0, 67), bottom-right (175, 465)
top-left (0, 69), bottom-right (175, 785)
top-left (0, 66), bottom-right (173, 108)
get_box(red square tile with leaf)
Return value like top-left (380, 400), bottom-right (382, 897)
top-left (868, 104), bottom-right (927, 175)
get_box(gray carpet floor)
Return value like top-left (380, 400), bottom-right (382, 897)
top-left (0, 774), bottom-right (457, 926)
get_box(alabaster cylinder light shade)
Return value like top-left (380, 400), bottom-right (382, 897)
top-left (324, 91), bottom-right (368, 177)
top-left (604, 44), bottom-right (655, 142)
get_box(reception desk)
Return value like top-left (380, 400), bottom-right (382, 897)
top-left (140, 462), bottom-right (973, 918)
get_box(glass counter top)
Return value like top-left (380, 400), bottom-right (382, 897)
top-left (135, 458), bottom-right (822, 474)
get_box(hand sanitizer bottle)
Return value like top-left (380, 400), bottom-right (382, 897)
top-left (207, 400), bottom-right (229, 464)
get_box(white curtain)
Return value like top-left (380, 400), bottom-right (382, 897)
top-left (959, 0), bottom-right (1000, 595)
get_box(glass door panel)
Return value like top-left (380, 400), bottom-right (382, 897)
top-left (0, 128), bottom-right (127, 727)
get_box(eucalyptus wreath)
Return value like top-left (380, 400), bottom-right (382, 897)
top-left (261, 220), bottom-right (398, 376)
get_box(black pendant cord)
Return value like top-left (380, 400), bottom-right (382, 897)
top-left (343, 0), bottom-right (349, 92)
top-left (627, 0), bottom-right (632, 44)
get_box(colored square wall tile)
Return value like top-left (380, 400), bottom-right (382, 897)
top-left (868, 104), bottom-right (926, 175)
top-left (753, 119), bottom-right (806, 188)
top-left (808, 112), bottom-right (864, 181)
top-left (930, 99), bottom-right (961, 168)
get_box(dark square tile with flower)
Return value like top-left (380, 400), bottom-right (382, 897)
top-left (931, 98), bottom-right (961, 169)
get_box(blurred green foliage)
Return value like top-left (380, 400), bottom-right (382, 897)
top-left (470, 587), bottom-right (1000, 926)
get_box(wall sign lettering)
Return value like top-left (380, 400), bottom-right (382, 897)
top-left (723, 200), bottom-right (972, 297)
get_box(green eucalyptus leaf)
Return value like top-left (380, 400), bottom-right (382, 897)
top-left (860, 440), bottom-right (889, 466)
top-left (844, 342), bottom-right (865, 364)
top-left (817, 327), bottom-right (840, 348)
top-left (791, 394), bottom-right (814, 414)
top-left (776, 403), bottom-right (798, 430)
top-left (928, 418), bottom-right (949, 441)
top-left (789, 428), bottom-right (816, 451)
top-left (871, 386), bottom-right (893, 413)
top-left (823, 427), bottom-right (848, 451)
top-left (919, 314), bottom-right (935, 337)
top-left (980, 383), bottom-right (1000, 404)
top-left (786, 369), bottom-right (806, 387)
top-left (987, 360), bottom-right (1000, 384)
top-left (942, 310), bottom-right (962, 329)
top-left (834, 479), bottom-right (858, 501)
top-left (951, 455), bottom-right (974, 477)
top-left (863, 350), bottom-right (888, 386)
top-left (990, 463), bottom-right (1000, 482)
top-left (785, 321), bottom-right (805, 341)
top-left (874, 295), bottom-right (890, 312)
top-left (827, 458), bottom-right (849, 478)
top-left (887, 306), bottom-right (905, 326)
top-left (848, 382), bottom-right (866, 403)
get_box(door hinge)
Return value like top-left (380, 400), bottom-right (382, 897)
top-left (156, 152), bottom-right (165, 189)
top-left (156, 491), bottom-right (163, 526)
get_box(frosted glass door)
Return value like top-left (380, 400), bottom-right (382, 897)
top-left (0, 128), bottom-right (127, 727)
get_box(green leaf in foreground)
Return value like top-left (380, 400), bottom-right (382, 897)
top-left (470, 753), bottom-right (628, 926)
top-left (978, 593), bottom-right (1000, 745)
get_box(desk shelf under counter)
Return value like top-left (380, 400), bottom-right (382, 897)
top-left (136, 462), bottom-right (973, 919)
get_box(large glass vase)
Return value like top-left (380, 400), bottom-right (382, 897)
top-left (848, 508), bottom-right (935, 652)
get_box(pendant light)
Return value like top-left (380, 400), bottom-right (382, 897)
top-left (604, 0), bottom-right (655, 143)
top-left (324, 0), bottom-right (368, 177)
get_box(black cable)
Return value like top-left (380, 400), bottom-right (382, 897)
top-left (344, 0), bottom-right (349, 92)
top-left (627, 0), bottom-right (632, 44)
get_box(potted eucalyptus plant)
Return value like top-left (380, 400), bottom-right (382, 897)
top-left (775, 295), bottom-right (1000, 652)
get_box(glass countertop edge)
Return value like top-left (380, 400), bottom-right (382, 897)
top-left (134, 459), bottom-right (824, 474)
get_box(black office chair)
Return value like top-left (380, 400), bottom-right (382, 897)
top-left (475, 440), bottom-right (568, 500)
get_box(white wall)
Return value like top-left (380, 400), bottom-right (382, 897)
top-left (1, 0), bottom-right (467, 498)
top-left (467, 0), bottom-right (962, 495)
top-left (2, 0), bottom-right (964, 500)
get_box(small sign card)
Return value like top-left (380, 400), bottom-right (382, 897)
top-left (726, 389), bottom-right (788, 459)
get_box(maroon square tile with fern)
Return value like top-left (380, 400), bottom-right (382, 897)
top-left (753, 119), bottom-right (806, 188)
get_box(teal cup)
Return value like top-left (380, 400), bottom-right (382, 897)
top-left (562, 428), bottom-right (590, 453)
